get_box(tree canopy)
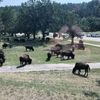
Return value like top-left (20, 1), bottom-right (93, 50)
top-left (0, 0), bottom-right (100, 39)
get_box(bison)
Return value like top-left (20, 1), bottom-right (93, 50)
top-left (60, 50), bottom-right (75, 60)
top-left (19, 54), bottom-right (32, 65)
top-left (25, 46), bottom-right (34, 52)
top-left (72, 62), bottom-right (90, 77)
top-left (46, 52), bottom-right (52, 61)
top-left (2, 43), bottom-right (8, 49)
top-left (0, 53), bottom-right (5, 67)
top-left (2, 43), bottom-right (12, 49)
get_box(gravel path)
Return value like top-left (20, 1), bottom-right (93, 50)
top-left (0, 63), bottom-right (100, 73)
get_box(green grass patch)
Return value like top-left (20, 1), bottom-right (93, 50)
top-left (82, 31), bottom-right (100, 34)
top-left (83, 40), bottom-right (100, 45)
top-left (0, 41), bottom-right (100, 66)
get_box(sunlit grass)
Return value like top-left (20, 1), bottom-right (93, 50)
top-left (83, 40), bottom-right (100, 45)
top-left (0, 69), bottom-right (100, 100)
top-left (0, 41), bottom-right (100, 66)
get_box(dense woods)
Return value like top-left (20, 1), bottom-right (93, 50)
top-left (0, 0), bottom-right (100, 39)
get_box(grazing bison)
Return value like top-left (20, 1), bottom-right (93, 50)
top-left (0, 52), bottom-right (5, 67)
top-left (46, 52), bottom-right (52, 61)
top-left (19, 54), bottom-right (32, 65)
top-left (2, 43), bottom-right (8, 49)
top-left (25, 46), bottom-right (34, 52)
top-left (72, 62), bottom-right (90, 77)
top-left (60, 50), bottom-right (75, 60)
top-left (2, 43), bottom-right (12, 49)
top-left (78, 40), bottom-right (85, 50)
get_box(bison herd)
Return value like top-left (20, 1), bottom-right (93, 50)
top-left (46, 44), bottom-right (75, 61)
top-left (0, 42), bottom-right (91, 77)
top-left (0, 43), bottom-right (34, 67)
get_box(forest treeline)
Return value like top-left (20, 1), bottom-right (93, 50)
top-left (0, 0), bottom-right (100, 39)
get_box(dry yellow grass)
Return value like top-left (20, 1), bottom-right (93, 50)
top-left (0, 69), bottom-right (100, 100)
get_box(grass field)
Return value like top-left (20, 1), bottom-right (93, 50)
top-left (83, 40), bottom-right (100, 45)
top-left (82, 31), bottom-right (100, 34)
top-left (0, 40), bottom-right (100, 100)
top-left (0, 40), bottom-right (100, 66)
top-left (0, 69), bottom-right (100, 100)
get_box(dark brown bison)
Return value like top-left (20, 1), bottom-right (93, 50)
top-left (19, 54), bottom-right (32, 65)
top-left (25, 46), bottom-right (34, 51)
top-left (46, 52), bottom-right (52, 61)
top-left (60, 50), bottom-right (75, 60)
top-left (2, 43), bottom-right (8, 49)
top-left (72, 62), bottom-right (90, 77)
top-left (2, 43), bottom-right (12, 49)
top-left (0, 52), bottom-right (5, 67)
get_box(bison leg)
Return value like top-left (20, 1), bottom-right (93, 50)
top-left (32, 48), bottom-right (34, 51)
top-left (78, 69), bottom-right (81, 75)
top-left (0, 62), bottom-right (3, 67)
top-left (84, 69), bottom-right (88, 77)
top-left (28, 59), bottom-right (32, 64)
top-left (72, 68), bottom-right (76, 74)
top-left (67, 56), bottom-right (70, 60)
top-left (20, 60), bottom-right (23, 65)
top-left (71, 54), bottom-right (75, 59)
top-left (46, 57), bottom-right (50, 61)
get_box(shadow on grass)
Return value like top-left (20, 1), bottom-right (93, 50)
top-left (83, 91), bottom-right (100, 100)
top-left (16, 64), bottom-right (26, 68)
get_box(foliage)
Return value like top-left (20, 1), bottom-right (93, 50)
top-left (0, 7), bottom-right (16, 34)
top-left (0, 0), bottom-right (100, 39)
top-left (0, 17), bottom-right (4, 33)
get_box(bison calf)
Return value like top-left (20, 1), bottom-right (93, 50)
top-left (19, 54), bottom-right (32, 65)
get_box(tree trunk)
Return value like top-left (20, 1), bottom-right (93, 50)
top-left (42, 31), bottom-right (45, 41)
top-left (33, 32), bottom-right (36, 40)
top-left (25, 33), bottom-right (30, 40)
top-left (71, 37), bottom-right (74, 45)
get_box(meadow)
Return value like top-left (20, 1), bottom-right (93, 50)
top-left (0, 39), bottom-right (100, 66)
top-left (0, 39), bottom-right (100, 100)
top-left (83, 40), bottom-right (100, 45)
top-left (0, 69), bottom-right (100, 100)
